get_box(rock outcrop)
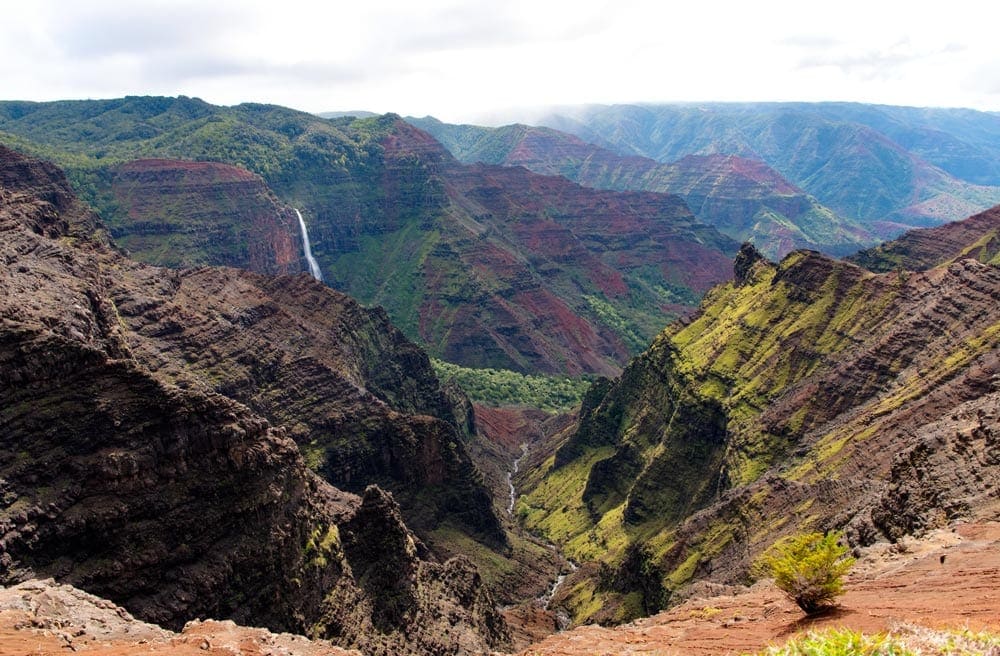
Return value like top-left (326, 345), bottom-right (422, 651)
top-left (849, 203), bottom-right (1000, 272)
top-left (0, 144), bottom-right (509, 655)
top-left (518, 209), bottom-right (1000, 625)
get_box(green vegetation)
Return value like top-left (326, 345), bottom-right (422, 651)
top-left (757, 531), bottom-right (855, 614)
top-left (754, 629), bottom-right (914, 656)
top-left (753, 626), bottom-right (1000, 656)
top-left (432, 359), bottom-right (594, 410)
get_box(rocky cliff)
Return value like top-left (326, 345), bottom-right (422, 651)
top-left (325, 116), bottom-right (736, 376)
top-left (110, 159), bottom-right (302, 275)
top-left (518, 226), bottom-right (1000, 625)
top-left (0, 144), bottom-right (510, 655)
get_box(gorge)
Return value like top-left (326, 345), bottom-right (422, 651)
top-left (1, 96), bottom-right (998, 656)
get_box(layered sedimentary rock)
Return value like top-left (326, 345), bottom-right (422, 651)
top-left (0, 99), bottom-right (739, 375)
top-left (0, 145), bottom-right (509, 655)
top-left (111, 159), bottom-right (301, 275)
top-left (849, 204), bottom-right (1000, 272)
top-left (519, 229), bottom-right (1000, 625)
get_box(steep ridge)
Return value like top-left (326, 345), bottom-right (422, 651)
top-left (849, 204), bottom-right (1000, 272)
top-left (517, 231), bottom-right (1000, 625)
top-left (110, 159), bottom-right (301, 275)
top-left (532, 103), bottom-right (1000, 235)
top-left (0, 98), bottom-right (738, 376)
top-left (409, 117), bottom-right (872, 258)
top-left (0, 144), bottom-right (510, 655)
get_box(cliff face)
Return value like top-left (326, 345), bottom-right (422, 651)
top-left (111, 159), bottom-right (301, 275)
top-left (519, 234), bottom-right (1000, 625)
top-left (411, 118), bottom-right (872, 259)
top-left (0, 145), bottom-right (509, 655)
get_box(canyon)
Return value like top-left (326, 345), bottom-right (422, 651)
top-left (0, 99), bottom-right (739, 376)
top-left (409, 117), bottom-right (873, 259)
top-left (2, 97), bottom-right (999, 655)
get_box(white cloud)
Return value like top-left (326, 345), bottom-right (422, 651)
top-left (0, 0), bottom-right (997, 120)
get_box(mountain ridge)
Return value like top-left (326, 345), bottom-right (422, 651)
top-left (0, 143), bottom-right (510, 655)
top-left (527, 102), bottom-right (1000, 235)
top-left (515, 213), bottom-right (1000, 625)
top-left (408, 116), bottom-right (872, 258)
top-left (0, 98), bottom-right (739, 376)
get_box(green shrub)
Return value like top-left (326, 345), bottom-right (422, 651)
top-left (755, 628), bottom-right (914, 656)
top-left (757, 531), bottom-right (855, 614)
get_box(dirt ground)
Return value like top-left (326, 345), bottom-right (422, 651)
top-left (516, 522), bottom-right (1000, 655)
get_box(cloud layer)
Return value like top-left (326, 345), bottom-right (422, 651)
top-left (1, 0), bottom-right (997, 122)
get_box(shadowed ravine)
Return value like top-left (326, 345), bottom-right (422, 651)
top-left (505, 443), bottom-right (578, 629)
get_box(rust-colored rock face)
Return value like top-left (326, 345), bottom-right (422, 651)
top-left (0, 145), bottom-right (509, 656)
top-left (411, 118), bottom-right (874, 259)
top-left (369, 119), bottom-right (738, 376)
top-left (111, 159), bottom-right (301, 275)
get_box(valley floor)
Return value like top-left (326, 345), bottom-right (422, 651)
top-left (2, 523), bottom-right (997, 655)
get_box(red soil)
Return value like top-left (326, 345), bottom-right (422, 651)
top-left (518, 523), bottom-right (1000, 655)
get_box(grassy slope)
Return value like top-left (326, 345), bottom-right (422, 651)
top-left (518, 242), bottom-right (1000, 625)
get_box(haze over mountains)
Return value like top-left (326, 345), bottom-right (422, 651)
top-left (531, 103), bottom-right (1000, 232)
top-left (2, 95), bottom-right (999, 656)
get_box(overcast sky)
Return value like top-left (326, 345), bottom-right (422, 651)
top-left (2, 0), bottom-right (997, 124)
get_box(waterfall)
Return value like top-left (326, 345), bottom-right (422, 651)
top-left (294, 208), bottom-right (323, 281)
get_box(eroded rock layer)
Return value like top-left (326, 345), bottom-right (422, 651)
top-left (519, 232), bottom-right (1000, 625)
top-left (0, 144), bottom-right (509, 655)
top-left (111, 159), bottom-right (301, 275)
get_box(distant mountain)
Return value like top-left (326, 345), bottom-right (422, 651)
top-left (528, 103), bottom-right (1000, 236)
top-left (317, 110), bottom-right (379, 119)
top-left (516, 215), bottom-right (1000, 625)
top-left (0, 98), bottom-right (738, 376)
top-left (409, 117), bottom-right (873, 258)
top-left (849, 204), bottom-right (1000, 272)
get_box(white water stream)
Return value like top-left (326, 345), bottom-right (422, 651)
top-left (294, 208), bottom-right (323, 281)
top-left (504, 442), bottom-right (578, 627)
top-left (507, 443), bottom-right (528, 516)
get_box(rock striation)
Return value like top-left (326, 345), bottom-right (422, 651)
top-left (849, 203), bottom-right (1000, 272)
top-left (410, 117), bottom-right (873, 258)
top-left (0, 144), bottom-right (509, 655)
top-left (0, 98), bottom-right (739, 376)
top-left (518, 214), bottom-right (1000, 625)
top-left (110, 159), bottom-right (301, 275)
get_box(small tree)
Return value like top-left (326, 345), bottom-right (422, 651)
top-left (758, 531), bottom-right (855, 614)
